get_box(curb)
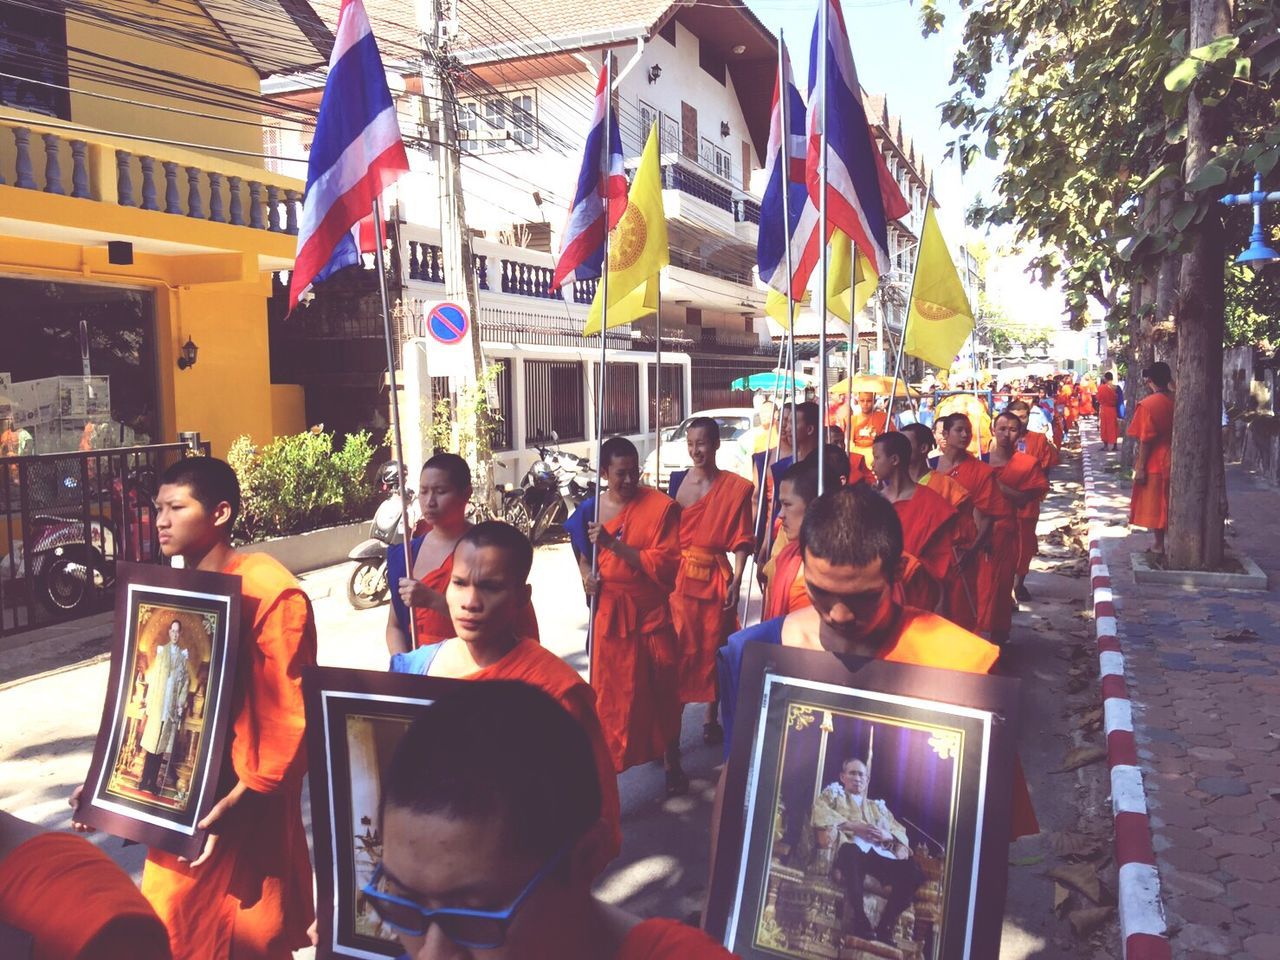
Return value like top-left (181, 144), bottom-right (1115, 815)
top-left (1079, 424), bottom-right (1171, 960)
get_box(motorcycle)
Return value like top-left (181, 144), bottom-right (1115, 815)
top-left (346, 462), bottom-right (420, 610)
top-left (503, 433), bottom-right (595, 544)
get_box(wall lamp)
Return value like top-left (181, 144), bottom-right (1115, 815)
top-left (177, 337), bottom-right (199, 370)
top-left (647, 64), bottom-right (662, 84)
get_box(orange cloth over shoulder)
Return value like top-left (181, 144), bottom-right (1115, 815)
top-left (1127, 392), bottom-right (1173, 530)
top-left (591, 488), bottom-right (683, 772)
top-left (944, 457), bottom-right (1012, 636)
top-left (413, 551), bottom-right (539, 648)
top-left (0, 833), bottom-right (171, 960)
top-left (460, 640), bottom-right (621, 872)
top-left (847, 452), bottom-right (877, 486)
top-left (919, 471), bottom-right (978, 630)
top-left (882, 609), bottom-right (1039, 838)
top-left (1096, 382), bottom-right (1120, 446)
top-left (615, 918), bottom-right (739, 959)
top-left (990, 453), bottom-right (1048, 635)
top-left (893, 485), bottom-right (958, 611)
top-left (1021, 430), bottom-right (1058, 472)
top-left (849, 410), bottom-right (888, 465)
top-left (141, 552), bottom-right (316, 960)
top-left (763, 540), bottom-right (810, 620)
top-left (671, 473), bottom-right (755, 704)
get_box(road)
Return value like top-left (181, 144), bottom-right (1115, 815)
top-left (0, 463), bottom-right (1114, 958)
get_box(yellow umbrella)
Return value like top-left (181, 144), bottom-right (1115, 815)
top-left (829, 375), bottom-right (920, 398)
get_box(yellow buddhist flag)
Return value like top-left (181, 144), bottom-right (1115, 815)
top-left (904, 204), bottom-right (974, 370)
top-left (584, 124), bottom-right (669, 335)
top-left (765, 288), bottom-right (805, 327)
top-left (827, 229), bottom-right (876, 324)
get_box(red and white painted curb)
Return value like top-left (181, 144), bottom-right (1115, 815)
top-left (1079, 425), bottom-right (1170, 960)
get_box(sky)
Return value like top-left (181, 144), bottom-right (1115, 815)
top-left (744, 0), bottom-right (1072, 329)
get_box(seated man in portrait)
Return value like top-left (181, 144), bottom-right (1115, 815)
top-left (813, 756), bottom-right (924, 947)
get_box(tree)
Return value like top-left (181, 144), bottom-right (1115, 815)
top-left (921, 0), bottom-right (1280, 569)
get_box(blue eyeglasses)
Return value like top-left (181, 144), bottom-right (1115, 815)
top-left (361, 844), bottom-right (570, 949)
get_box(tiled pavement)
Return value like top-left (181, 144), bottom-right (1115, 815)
top-left (1087, 441), bottom-right (1280, 959)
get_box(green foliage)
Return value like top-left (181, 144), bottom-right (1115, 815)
top-left (425, 361), bottom-right (505, 469)
top-left (227, 428), bottom-right (380, 543)
top-left (1224, 258), bottom-right (1280, 347)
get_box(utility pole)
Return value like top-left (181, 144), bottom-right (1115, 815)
top-left (419, 0), bottom-right (490, 492)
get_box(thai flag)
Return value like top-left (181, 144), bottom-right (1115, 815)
top-left (288, 0), bottom-right (409, 313)
top-left (551, 67), bottom-right (628, 293)
top-left (757, 41), bottom-right (821, 300)
top-left (806, 0), bottom-right (908, 279)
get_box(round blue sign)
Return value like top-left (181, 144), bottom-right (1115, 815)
top-left (426, 302), bottom-right (469, 345)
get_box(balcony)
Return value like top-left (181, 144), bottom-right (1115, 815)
top-left (656, 154), bottom-right (758, 252)
top-left (0, 107), bottom-right (303, 272)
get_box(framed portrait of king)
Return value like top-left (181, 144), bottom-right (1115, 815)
top-left (76, 562), bottom-right (241, 859)
top-left (707, 643), bottom-right (1022, 960)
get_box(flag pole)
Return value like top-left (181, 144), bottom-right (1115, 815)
top-left (816, 0), bottom-right (829, 495)
top-left (655, 273), bottom-right (663, 483)
top-left (887, 227), bottom-right (925, 425)
top-left (778, 31), bottom-right (799, 461)
top-left (588, 53), bottom-right (614, 683)
top-left (741, 336), bottom-right (788, 626)
top-left (372, 195), bottom-right (419, 649)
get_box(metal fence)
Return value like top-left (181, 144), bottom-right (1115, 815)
top-left (0, 441), bottom-right (206, 638)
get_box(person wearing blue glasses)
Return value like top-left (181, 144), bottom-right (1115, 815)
top-left (365, 681), bottom-right (738, 959)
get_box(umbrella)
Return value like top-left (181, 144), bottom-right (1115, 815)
top-left (731, 370), bottom-right (814, 392)
top-left (829, 375), bottom-right (920, 398)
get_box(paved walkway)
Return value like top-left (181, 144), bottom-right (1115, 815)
top-left (1086, 439), bottom-right (1280, 959)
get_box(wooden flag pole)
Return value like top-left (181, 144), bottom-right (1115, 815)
top-left (372, 195), bottom-right (418, 649)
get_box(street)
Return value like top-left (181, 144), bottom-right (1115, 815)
top-left (0, 450), bottom-right (1117, 957)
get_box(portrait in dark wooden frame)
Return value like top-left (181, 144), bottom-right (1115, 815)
top-left (76, 562), bottom-right (241, 860)
top-left (707, 642), bottom-right (1021, 960)
top-left (304, 666), bottom-right (471, 960)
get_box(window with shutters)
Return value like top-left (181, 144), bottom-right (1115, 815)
top-left (458, 89), bottom-right (537, 153)
top-left (680, 101), bottom-right (698, 161)
top-left (524, 360), bottom-right (585, 443)
top-left (591, 362), bottom-right (640, 436)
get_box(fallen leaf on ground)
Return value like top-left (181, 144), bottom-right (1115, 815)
top-left (1214, 628), bottom-right (1261, 644)
top-left (1055, 745), bottom-right (1108, 772)
top-left (1066, 676), bottom-right (1090, 694)
top-left (1048, 830), bottom-right (1106, 859)
top-left (1068, 906), bottom-right (1114, 937)
top-left (1009, 854), bottom-right (1045, 867)
top-left (1053, 882), bottom-right (1071, 913)
top-left (1047, 861), bottom-right (1104, 903)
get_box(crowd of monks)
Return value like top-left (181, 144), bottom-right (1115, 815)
top-left (0, 366), bottom-right (1182, 960)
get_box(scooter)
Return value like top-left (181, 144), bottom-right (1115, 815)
top-left (503, 433), bottom-right (595, 544)
top-left (346, 462), bottom-right (419, 609)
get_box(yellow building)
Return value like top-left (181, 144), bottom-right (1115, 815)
top-left (0, 0), bottom-right (330, 456)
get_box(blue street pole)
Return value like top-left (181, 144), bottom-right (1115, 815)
top-left (1218, 173), bottom-right (1280, 264)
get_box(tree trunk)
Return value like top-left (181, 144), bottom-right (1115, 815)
top-left (1153, 180), bottom-right (1180, 366)
top-left (1166, 0), bottom-right (1231, 570)
top-left (1121, 274), bottom-right (1149, 470)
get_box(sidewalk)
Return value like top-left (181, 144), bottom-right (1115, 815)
top-left (1083, 434), bottom-right (1280, 959)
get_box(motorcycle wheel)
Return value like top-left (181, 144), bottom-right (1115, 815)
top-left (503, 499), bottom-right (533, 537)
top-left (347, 559), bottom-right (389, 610)
top-left (530, 502), bottom-right (561, 545)
top-left (37, 546), bottom-right (98, 614)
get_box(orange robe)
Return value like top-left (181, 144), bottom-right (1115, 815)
top-left (1010, 433), bottom-right (1055, 577)
top-left (142, 553), bottom-right (316, 960)
top-left (847, 451), bottom-right (877, 486)
top-left (1077, 384), bottom-right (1095, 416)
top-left (1127, 391), bottom-right (1174, 530)
top-left (672, 473), bottom-right (755, 704)
top-left (0, 833), bottom-right (171, 960)
top-left (449, 639), bottom-right (622, 872)
top-left (616, 918), bottom-right (738, 959)
top-left (1056, 386), bottom-right (1077, 432)
top-left (936, 394), bottom-right (992, 456)
top-left (920, 470), bottom-right (979, 630)
top-left (591, 488), bottom-right (683, 772)
top-left (413, 551), bottom-right (539, 648)
top-left (849, 410), bottom-right (888, 465)
top-left (1097, 382), bottom-right (1120, 445)
top-left (992, 452), bottom-right (1049, 633)
top-left (1020, 430), bottom-right (1058, 472)
top-left (763, 539), bottom-right (810, 620)
top-left (892, 485), bottom-right (958, 611)
top-left (943, 457), bottom-right (1012, 637)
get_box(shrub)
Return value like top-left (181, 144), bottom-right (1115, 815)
top-left (227, 427), bottom-right (380, 543)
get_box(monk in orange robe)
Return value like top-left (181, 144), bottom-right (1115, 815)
top-left (569, 437), bottom-right (685, 791)
top-left (848, 392), bottom-right (888, 467)
top-left (669, 418), bottom-right (754, 744)
top-left (1077, 378), bottom-right (1096, 417)
top-left (376, 683), bottom-right (736, 959)
top-left (716, 485), bottom-right (1038, 923)
top-left (763, 458), bottom-right (831, 619)
top-left (73, 457), bottom-right (316, 960)
top-left (1127, 362), bottom-right (1175, 554)
top-left (935, 414), bottom-right (1012, 641)
top-left (936, 392), bottom-right (993, 457)
top-left (389, 521), bottom-right (621, 873)
top-left (902, 423), bottom-right (979, 629)
top-left (390, 453), bottom-right (539, 651)
top-left (872, 432), bottom-right (957, 612)
top-left (1001, 401), bottom-right (1056, 597)
top-left (2, 811), bottom-right (171, 960)
top-left (1056, 378), bottom-right (1078, 434)
top-left (989, 412), bottom-right (1050, 641)
top-left (1097, 372), bottom-right (1121, 450)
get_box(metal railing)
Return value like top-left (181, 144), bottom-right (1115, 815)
top-left (0, 440), bottom-right (208, 638)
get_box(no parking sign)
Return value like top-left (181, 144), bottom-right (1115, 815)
top-left (419, 301), bottom-right (473, 377)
